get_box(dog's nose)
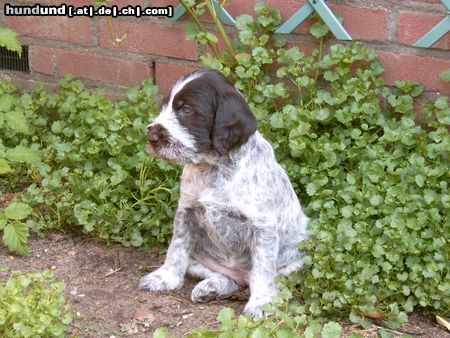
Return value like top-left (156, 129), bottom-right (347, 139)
top-left (148, 125), bottom-right (162, 145)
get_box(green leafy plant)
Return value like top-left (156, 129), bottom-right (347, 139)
top-left (440, 69), bottom-right (450, 82)
top-left (0, 202), bottom-right (32, 254)
top-left (0, 27), bottom-right (22, 55)
top-left (0, 47), bottom-right (39, 255)
top-left (0, 81), bottom-right (41, 187)
top-left (182, 2), bottom-right (449, 331)
top-left (0, 78), bottom-right (42, 183)
top-left (0, 3), bottom-right (448, 335)
top-left (0, 77), bottom-right (180, 249)
top-left (181, 0), bottom-right (236, 62)
top-left (0, 269), bottom-right (73, 337)
top-left (187, 287), bottom-right (343, 338)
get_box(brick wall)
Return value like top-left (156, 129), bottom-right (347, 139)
top-left (1, 0), bottom-right (449, 96)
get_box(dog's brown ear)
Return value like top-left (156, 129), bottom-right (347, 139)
top-left (212, 91), bottom-right (257, 155)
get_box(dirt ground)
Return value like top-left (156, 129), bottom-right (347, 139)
top-left (0, 234), bottom-right (449, 338)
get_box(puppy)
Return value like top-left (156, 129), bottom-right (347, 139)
top-left (139, 69), bottom-right (309, 317)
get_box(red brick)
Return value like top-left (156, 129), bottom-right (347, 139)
top-left (266, 0), bottom-right (306, 18)
top-left (57, 51), bottom-right (152, 86)
top-left (267, 0), bottom-right (311, 34)
top-left (52, 0), bottom-right (143, 8)
top-left (267, 1), bottom-right (388, 41)
top-left (206, 33), bottom-right (236, 57)
top-left (399, 11), bottom-right (450, 50)
top-left (147, 0), bottom-right (179, 23)
top-left (151, 0), bottom-right (256, 21)
top-left (222, 0), bottom-right (258, 18)
top-left (150, 0), bottom-right (178, 7)
top-left (30, 46), bottom-right (55, 75)
top-left (155, 63), bottom-right (199, 94)
top-left (6, 16), bottom-right (92, 46)
top-left (8, 78), bottom-right (59, 93)
top-left (10, 0), bottom-right (50, 2)
top-left (151, 0), bottom-right (184, 12)
top-left (104, 90), bottom-right (127, 101)
top-left (108, 0), bottom-right (143, 8)
top-left (98, 20), bottom-right (198, 60)
top-left (52, 0), bottom-right (92, 5)
top-left (330, 4), bottom-right (388, 41)
top-left (202, 0), bottom-right (258, 22)
top-left (286, 42), bottom-right (318, 56)
top-left (378, 52), bottom-right (450, 94)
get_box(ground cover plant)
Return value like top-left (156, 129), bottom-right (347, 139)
top-left (0, 27), bottom-right (75, 338)
top-left (176, 1), bottom-right (450, 335)
top-left (0, 269), bottom-right (72, 337)
top-left (0, 76), bottom-right (180, 336)
top-left (0, 77), bottom-right (180, 252)
top-left (0, 3), bottom-right (449, 336)
top-left (0, 30), bottom-right (39, 255)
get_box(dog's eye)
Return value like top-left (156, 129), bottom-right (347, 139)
top-left (180, 105), bottom-right (194, 116)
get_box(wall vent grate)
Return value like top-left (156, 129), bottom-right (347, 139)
top-left (0, 45), bottom-right (30, 73)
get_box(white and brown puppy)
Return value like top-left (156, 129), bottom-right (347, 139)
top-left (140, 69), bottom-right (309, 317)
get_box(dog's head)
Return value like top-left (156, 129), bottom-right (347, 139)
top-left (147, 69), bottom-right (257, 164)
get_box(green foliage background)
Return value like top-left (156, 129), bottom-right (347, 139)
top-left (190, 3), bottom-right (449, 329)
top-left (0, 3), bottom-right (449, 335)
top-left (0, 78), bottom-right (180, 251)
top-left (0, 270), bottom-right (72, 337)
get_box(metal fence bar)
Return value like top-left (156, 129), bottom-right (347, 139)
top-left (276, 0), bottom-right (351, 39)
top-left (168, 0), bottom-right (450, 47)
top-left (310, 0), bottom-right (351, 40)
top-left (169, 0), bottom-right (350, 40)
top-left (212, 0), bottom-right (236, 25)
top-left (169, 0), bottom-right (450, 48)
top-left (168, 4), bottom-right (187, 22)
top-left (413, 0), bottom-right (450, 48)
top-left (414, 16), bottom-right (450, 47)
top-left (275, 3), bottom-right (314, 33)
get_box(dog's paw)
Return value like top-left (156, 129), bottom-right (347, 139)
top-left (139, 267), bottom-right (183, 292)
top-left (243, 301), bottom-right (266, 317)
top-left (243, 288), bottom-right (277, 317)
top-left (191, 279), bottom-right (219, 303)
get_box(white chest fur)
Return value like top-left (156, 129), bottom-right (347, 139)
top-left (179, 164), bottom-right (214, 207)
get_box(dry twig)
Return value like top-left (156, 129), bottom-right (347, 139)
top-left (103, 267), bottom-right (122, 277)
top-left (436, 316), bottom-right (450, 332)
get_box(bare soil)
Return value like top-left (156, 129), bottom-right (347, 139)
top-left (0, 234), bottom-right (448, 338)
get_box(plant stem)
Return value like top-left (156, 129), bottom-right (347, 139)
top-left (204, 0), bottom-right (235, 58)
top-left (180, 0), bottom-right (220, 58)
top-left (314, 36), bottom-right (324, 81)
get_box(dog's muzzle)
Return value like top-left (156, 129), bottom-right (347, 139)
top-left (147, 124), bottom-right (165, 148)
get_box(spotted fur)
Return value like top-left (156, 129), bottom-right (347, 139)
top-left (140, 69), bottom-right (310, 317)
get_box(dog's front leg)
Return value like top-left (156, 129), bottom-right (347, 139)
top-left (244, 227), bottom-right (279, 317)
top-left (139, 207), bottom-right (196, 292)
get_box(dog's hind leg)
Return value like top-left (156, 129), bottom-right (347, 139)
top-left (276, 248), bottom-right (304, 277)
top-left (186, 259), bottom-right (215, 279)
top-left (277, 260), bottom-right (304, 276)
top-left (187, 260), bottom-right (241, 303)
